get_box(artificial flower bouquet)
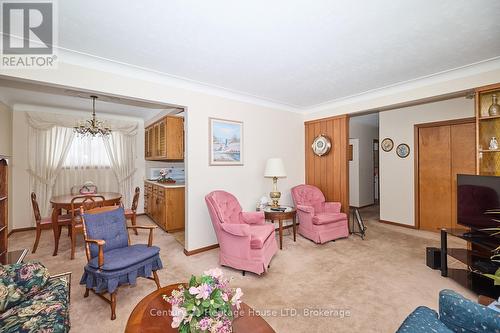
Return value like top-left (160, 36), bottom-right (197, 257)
top-left (164, 268), bottom-right (243, 333)
top-left (158, 168), bottom-right (176, 183)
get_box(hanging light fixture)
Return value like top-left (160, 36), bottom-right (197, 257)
top-left (74, 96), bottom-right (111, 137)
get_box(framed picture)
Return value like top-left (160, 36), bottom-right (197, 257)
top-left (396, 143), bottom-right (410, 158)
top-left (381, 138), bottom-right (394, 152)
top-left (209, 118), bottom-right (244, 165)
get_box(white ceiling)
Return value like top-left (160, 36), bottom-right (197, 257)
top-left (55, 0), bottom-right (500, 108)
top-left (0, 80), bottom-right (177, 119)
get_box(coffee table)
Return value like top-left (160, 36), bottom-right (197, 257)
top-left (125, 283), bottom-right (275, 333)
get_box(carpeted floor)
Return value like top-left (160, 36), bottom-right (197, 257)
top-left (8, 206), bottom-right (474, 333)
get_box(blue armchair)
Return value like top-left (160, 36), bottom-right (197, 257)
top-left (79, 206), bottom-right (163, 320)
top-left (396, 289), bottom-right (500, 333)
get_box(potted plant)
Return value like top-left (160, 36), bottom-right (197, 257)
top-left (164, 268), bottom-right (243, 333)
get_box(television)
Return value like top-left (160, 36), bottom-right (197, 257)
top-left (457, 174), bottom-right (500, 229)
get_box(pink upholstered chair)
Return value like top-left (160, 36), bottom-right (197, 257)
top-left (291, 184), bottom-right (349, 244)
top-left (205, 190), bottom-right (278, 275)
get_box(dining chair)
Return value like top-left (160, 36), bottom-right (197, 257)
top-left (70, 195), bottom-right (105, 259)
top-left (79, 205), bottom-right (162, 320)
top-left (30, 192), bottom-right (72, 254)
top-left (124, 187), bottom-right (140, 235)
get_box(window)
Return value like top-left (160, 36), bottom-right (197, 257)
top-left (63, 136), bottom-right (111, 168)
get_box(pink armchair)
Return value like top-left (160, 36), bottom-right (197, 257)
top-left (291, 184), bottom-right (349, 244)
top-left (205, 191), bottom-right (278, 275)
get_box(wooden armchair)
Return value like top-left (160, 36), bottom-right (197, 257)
top-left (80, 205), bottom-right (162, 320)
top-left (69, 195), bottom-right (105, 259)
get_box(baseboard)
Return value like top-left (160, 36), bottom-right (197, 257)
top-left (8, 227), bottom-right (36, 237)
top-left (183, 244), bottom-right (219, 256)
top-left (378, 219), bottom-right (416, 229)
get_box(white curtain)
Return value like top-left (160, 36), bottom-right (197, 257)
top-left (104, 131), bottom-right (137, 207)
top-left (26, 112), bottom-right (139, 215)
top-left (54, 135), bottom-right (119, 197)
top-left (28, 125), bottom-right (75, 217)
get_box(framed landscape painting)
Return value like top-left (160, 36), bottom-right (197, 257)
top-left (209, 118), bottom-right (244, 165)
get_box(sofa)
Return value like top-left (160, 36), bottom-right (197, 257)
top-left (0, 261), bottom-right (71, 333)
top-left (396, 289), bottom-right (500, 333)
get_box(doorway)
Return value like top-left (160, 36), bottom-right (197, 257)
top-left (415, 118), bottom-right (476, 231)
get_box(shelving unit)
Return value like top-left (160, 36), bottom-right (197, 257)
top-left (0, 158), bottom-right (8, 264)
top-left (476, 83), bottom-right (500, 176)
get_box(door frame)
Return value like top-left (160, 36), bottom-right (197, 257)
top-left (413, 117), bottom-right (476, 229)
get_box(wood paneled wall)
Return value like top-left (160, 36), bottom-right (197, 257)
top-left (305, 115), bottom-right (349, 213)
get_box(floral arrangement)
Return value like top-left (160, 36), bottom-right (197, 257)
top-left (158, 168), bottom-right (176, 183)
top-left (164, 268), bottom-right (243, 333)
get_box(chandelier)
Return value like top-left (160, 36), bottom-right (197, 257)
top-left (74, 96), bottom-right (111, 137)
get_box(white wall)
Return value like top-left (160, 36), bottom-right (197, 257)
top-left (0, 102), bottom-right (12, 157)
top-left (379, 97), bottom-right (474, 226)
top-left (1, 61), bottom-right (305, 251)
top-left (348, 139), bottom-right (360, 206)
top-left (10, 105), bottom-right (146, 229)
top-left (349, 114), bottom-right (379, 207)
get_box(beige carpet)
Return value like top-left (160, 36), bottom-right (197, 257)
top-left (8, 206), bottom-right (474, 333)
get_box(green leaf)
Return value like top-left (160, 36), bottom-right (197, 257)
top-left (189, 275), bottom-right (197, 288)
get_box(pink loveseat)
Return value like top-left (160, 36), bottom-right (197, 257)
top-left (205, 191), bottom-right (278, 275)
top-left (291, 184), bottom-right (349, 244)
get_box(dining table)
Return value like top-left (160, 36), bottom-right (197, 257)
top-left (49, 192), bottom-right (122, 256)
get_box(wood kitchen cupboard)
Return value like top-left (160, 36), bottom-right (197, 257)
top-left (144, 182), bottom-right (184, 232)
top-left (145, 116), bottom-right (184, 161)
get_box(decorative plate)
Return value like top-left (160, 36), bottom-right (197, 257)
top-left (381, 138), bottom-right (394, 152)
top-left (312, 134), bottom-right (331, 156)
top-left (396, 143), bottom-right (410, 158)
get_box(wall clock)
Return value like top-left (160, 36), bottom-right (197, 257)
top-left (396, 143), bottom-right (410, 158)
top-left (381, 138), bottom-right (394, 152)
top-left (312, 134), bottom-right (331, 156)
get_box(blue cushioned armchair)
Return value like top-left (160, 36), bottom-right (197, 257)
top-left (79, 206), bottom-right (163, 320)
top-left (396, 289), bottom-right (500, 333)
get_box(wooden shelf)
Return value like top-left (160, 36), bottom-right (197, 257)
top-left (479, 114), bottom-right (500, 121)
top-left (479, 149), bottom-right (500, 153)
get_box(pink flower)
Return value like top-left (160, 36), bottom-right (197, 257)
top-left (204, 268), bottom-right (224, 279)
top-left (171, 305), bottom-right (187, 328)
top-left (198, 317), bottom-right (212, 331)
top-left (221, 293), bottom-right (228, 302)
top-left (189, 283), bottom-right (212, 300)
top-left (231, 288), bottom-right (243, 310)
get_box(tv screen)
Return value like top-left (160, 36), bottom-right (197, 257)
top-left (457, 174), bottom-right (500, 229)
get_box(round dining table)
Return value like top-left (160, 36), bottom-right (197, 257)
top-left (50, 192), bottom-right (122, 256)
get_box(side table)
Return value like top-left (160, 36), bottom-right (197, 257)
top-left (0, 248), bottom-right (28, 265)
top-left (262, 206), bottom-right (297, 250)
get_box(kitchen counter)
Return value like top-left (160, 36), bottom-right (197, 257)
top-left (144, 179), bottom-right (185, 189)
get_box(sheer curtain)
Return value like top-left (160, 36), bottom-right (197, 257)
top-left (104, 131), bottom-right (137, 207)
top-left (27, 125), bottom-right (74, 217)
top-left (54, 136), bottom-right (118, 197)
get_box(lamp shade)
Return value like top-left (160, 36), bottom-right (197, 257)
top-left (264, 158), bottom-right (287, 178)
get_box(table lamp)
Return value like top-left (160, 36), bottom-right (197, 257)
top-left (264, 158), bottom-right (287, 207)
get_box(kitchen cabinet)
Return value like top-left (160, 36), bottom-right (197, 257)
top-left (145, 116), bottom-right (183, 161)
top-left (144, 181), bottom-right (184, 232)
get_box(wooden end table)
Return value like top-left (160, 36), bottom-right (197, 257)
top-left (262, 206), bottom-right (297, 250)
top-left (125, 283), bottom-right (275, 333)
